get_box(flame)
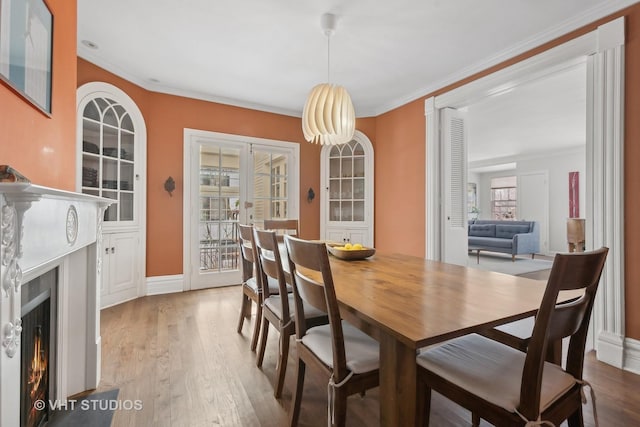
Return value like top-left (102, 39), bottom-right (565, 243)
top-left (27, 326), bottom-right (47, 400)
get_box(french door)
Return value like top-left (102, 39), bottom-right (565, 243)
top-left (184, 130), bottom-right (299, 290)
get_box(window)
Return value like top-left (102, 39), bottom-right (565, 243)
top-left (490, 176), bottom-right (517, 220)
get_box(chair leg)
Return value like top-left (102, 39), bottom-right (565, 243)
top-left (250, 302), bottom-right (262, 351)
top-left (289, 359), bottom-right (306, 427)
top-left (472, 412), bottom-right (481, 426)
top-left (512, 254), bottom-right (516, 262)
top-left (274, 332), bottom-right (290, 398)
top-left (256, 320), bottom-right (270, 367)
top-left (567, 406), bottom-right (584, 427)
top-left (332, 388), bottom-right (348, 427)
top-left (236, 294), bottom-right (250, 333)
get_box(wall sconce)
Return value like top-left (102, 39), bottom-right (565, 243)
top-left (164, 176), bottom-right (176, 197)
top-left (307, 187), bottom-right (315, 203)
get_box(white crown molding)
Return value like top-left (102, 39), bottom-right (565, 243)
top-left (468, 146), bottom-right (586, 171)
top-left (373, 0), bottom-right (638, 116)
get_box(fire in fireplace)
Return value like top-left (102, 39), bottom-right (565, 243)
top-left (20, 268), bottom-right (56, 427)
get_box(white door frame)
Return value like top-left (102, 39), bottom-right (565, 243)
top-left (182, 128), bottom-right (300, 291)
top-left (425, 18), bottom-right (625, 369)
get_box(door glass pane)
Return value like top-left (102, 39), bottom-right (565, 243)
top-left (199, 145), bottom-right (240, 272)
top-left (252, 149), bottom-right (290, 223)
top-left (120, 193), bottom-right (134, 221)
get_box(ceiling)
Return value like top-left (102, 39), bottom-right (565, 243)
top-left (77, 0), bottom-right (636, 118)
top-left (466, 62), bottom-right (587, 166)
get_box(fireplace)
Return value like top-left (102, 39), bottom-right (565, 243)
top-left (20, 268), bottom-right (57, 427)
top-left (0, 182), bottom-right (112, 427)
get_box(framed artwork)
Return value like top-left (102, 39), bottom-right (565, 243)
top-left (0, 0), bottom-right (53, 114)
top-left (569, 171), bottom-right (579, 218)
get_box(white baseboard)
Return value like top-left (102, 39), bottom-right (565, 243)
top-left (146, 274), bottom-right (184, 295)
top-left (623, 337), bottom-right (640, 375)
top-left (597, 331), bottom-right (625, 369)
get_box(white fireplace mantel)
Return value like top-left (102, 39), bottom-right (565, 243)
top-left (0, 183), bottom-right (112, 427)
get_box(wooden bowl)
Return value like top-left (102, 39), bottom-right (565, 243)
top-left (326, 243), bottom-right (376, 260)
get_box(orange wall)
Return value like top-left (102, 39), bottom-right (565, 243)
top-left (375, 99), bottom-right (425, 256)
top-left (374, 4), bottom-right (640, 339)
top-left (0, 0), bottom-right (77, 190)
top-left (77, 60), bottom-right (377, 277)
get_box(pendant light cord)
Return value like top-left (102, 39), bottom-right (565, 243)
top-left (326, 33), bottom-right (331, 84)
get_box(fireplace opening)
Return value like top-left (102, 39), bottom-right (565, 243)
top-left (21, 268), bottom-right (57, 427)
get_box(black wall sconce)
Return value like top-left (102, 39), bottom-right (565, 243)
top-left (164, 176), bottom-right (176, 197)
top-left (307, 187), bottom-right (315, 203)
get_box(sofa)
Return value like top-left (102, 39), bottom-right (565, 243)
top-left (468, 220), bottom-right (540, 261)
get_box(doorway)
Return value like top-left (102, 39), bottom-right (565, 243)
top-left (425, 18), bottom-right (625, 368)
top-left (183, 129), bottom-right (299, 290)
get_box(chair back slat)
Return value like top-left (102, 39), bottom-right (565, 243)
top-left (264, 219), bottom-right (299, 242)
top-left (519, 247), bottom-right (608, 420)
top-left (238, 224), bottom-right (256, 282)
top-left (546, 296), bottom-right (589, 342)
top-left (285, 235), bottom-right (349, 381)
top-left (253, 229), bottom-right (289, 302)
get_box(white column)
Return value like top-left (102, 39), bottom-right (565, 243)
top-left (587, 17), bottom-right (626, 368)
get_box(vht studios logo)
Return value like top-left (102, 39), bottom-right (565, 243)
top-left (34, 399), bottom-right (143, 411)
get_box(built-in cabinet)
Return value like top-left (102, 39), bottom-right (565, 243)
top-left (101, 232), bottom-right (139, 307)
top-left (76, 83), bottom-right (147, 308)
top-left (320, 130), bottom-right (374, 246)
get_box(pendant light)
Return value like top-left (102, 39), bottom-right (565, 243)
top-left (301, 13), bottom-right (355, 145)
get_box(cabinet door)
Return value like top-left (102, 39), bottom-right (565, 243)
top-left (345, 230), bottom-right (367, 246)
top-left (80, 97), bottom-right (139, 226)
top-left (101, 232), bottom-right (139, 308)
top-left (327, 230), bottom-right (346, 244)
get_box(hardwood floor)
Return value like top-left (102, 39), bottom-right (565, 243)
top-left (98, 286), bottom-right (640, 426)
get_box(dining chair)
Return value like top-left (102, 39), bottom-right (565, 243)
top-left (415, 247), bottom-right (608, 427)
top-left (263, 218), bottom-right (299, 242)
top-left (253, 229), bottom-right (328, 398)
top-left (237, 224), bottom-right (287, 350)
top-left (284, 235), bottom-right (380, 427)
top-left (236, 224), bottom-right (263, 351)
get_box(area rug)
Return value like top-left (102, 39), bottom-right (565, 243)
top-left (467, 253), bottom-right (553, 276)
top-left (48, 389), bottom-right (119, 427)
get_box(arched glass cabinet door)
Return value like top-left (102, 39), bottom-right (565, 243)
top-left (328, 140), bottom-right (367, 222)
top-left (321, 130), bottom-right (374, 246)
top-left (80, 97), bottom-right (137, 223)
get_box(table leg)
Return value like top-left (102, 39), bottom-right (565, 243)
top-left (476, 249), bottom-right (480, 264)
top-left (379, 331), bottom-right (418, 427)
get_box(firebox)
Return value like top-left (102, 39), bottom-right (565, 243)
top-left (20, 268), bottom-right (57, 427)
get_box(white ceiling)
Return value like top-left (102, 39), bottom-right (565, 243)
top-left (466, 62), bottom-right (587, 165)
top-left (77, 0), bottom-right (636, 118)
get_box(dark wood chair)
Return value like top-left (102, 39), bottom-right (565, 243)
top-left (416, 247), bottom-right (608, 427)
top-left (263, 219), bottom-right (299, 242)
top-left (253, 229), bottom-right (327, 398)
top-left (236, 224), bottom-right (263, 351)
top-left (284, 235), bottom-right (380, 427)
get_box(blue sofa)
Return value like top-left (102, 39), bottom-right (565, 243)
top-left (468, 220), bottom-right (540, 261)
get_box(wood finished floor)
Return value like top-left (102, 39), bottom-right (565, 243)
top-left (98, 285), bottom-right (640, 427)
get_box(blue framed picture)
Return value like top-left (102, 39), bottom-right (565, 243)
top-left (0, 0), bottom-right (53, 115)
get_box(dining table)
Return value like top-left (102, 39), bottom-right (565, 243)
top-left (296, 250), bottom-right (582, 427)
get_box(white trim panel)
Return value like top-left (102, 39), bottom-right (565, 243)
top-left (146, 274), bottom-right (185, 296)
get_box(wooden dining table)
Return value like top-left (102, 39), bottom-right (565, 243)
top-left (308, 251), bottom-right (580, 427)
